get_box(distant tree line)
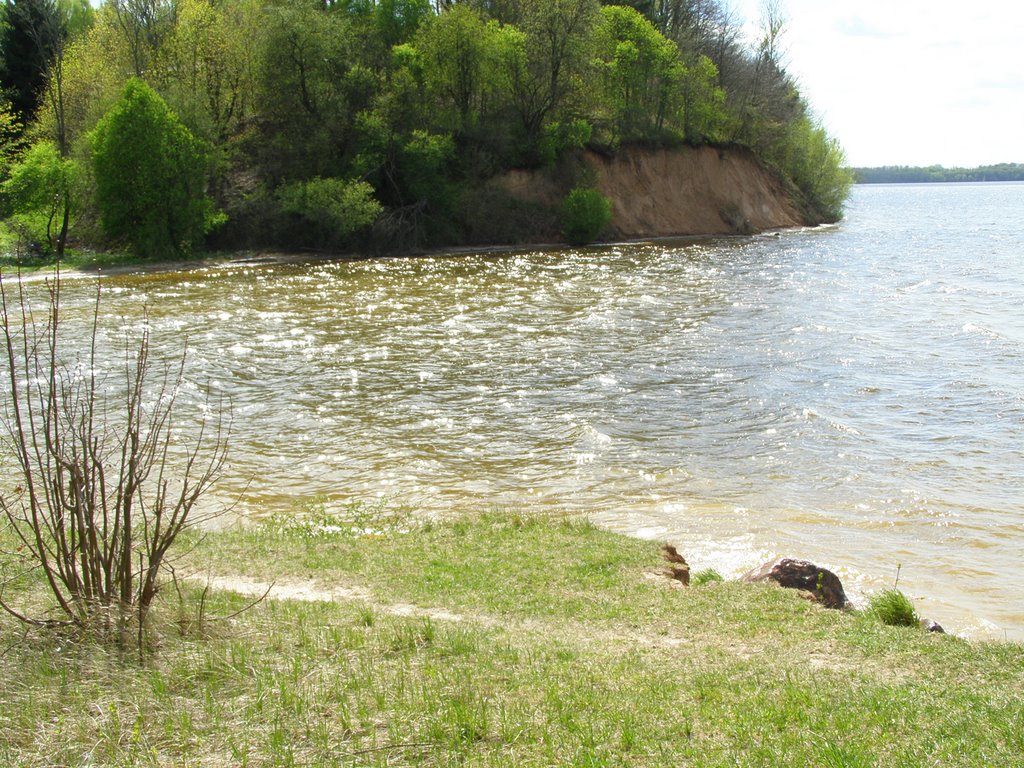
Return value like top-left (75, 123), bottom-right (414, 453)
top-left (854, 164), bottom-right (1024, 184)
top-left (1, 0), bottom-right (852, 259)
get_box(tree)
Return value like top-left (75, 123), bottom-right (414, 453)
top-left (277, 176), bottom-right (382, 246)
top-left (677, 51), bottom-right (724, 143)
top-left (1, 140), bottom-right (78, 254)
top-left (374, 0), bottom-right (432, 46)
top-left (595, 4), bottom-right (684, 142)
top-left (91, 79), bottom-right (222, 259)
top-left (256, 1), bottom-right (361, 180)
top-left (0, 100), bottom-right (23, 178)
top-left (505, 0), bottom-right (600, 143)
top-left (110, 0), bottom-right (176, 77)
top-left (0, 0), bottom-right (62, 122)
top-left (1, 0), bottom-right (93, 257)
top-left (413, 5), bottom-right (510, 133)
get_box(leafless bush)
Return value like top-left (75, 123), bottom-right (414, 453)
top-left (0, 267), bottom-right (227, 647)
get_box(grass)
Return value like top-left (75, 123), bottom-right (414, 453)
top-left (1, 510), bottom-right (1022, 766)
top-left (869, 589), bottom-right (919, 628)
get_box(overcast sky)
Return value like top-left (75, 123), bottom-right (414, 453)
top-left (730, 0), bottom-right (1024, 168)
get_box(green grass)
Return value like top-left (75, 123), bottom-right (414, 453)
top-left (869, 588), bottom-right (919, 628)
top-left (1, 511), bottom-right (1022, 766)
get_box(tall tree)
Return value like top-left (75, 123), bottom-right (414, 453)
top-left (110, 0), bottom-right (177, 77)
top-left (91, 78), bottom-right (221, 258)
top-left (414, 4), bottom-right (511, 133)
top-left (595, 4), bottom-right (683, 141)
top-left (506, 0), bottom-right (600, 140)
top-left (0, 0), bottom-right (62, 122)
top-left (1, 0), bottom-right (90, 256)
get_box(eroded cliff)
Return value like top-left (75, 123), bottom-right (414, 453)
top-left (490, 144), bottom-right (805, 242)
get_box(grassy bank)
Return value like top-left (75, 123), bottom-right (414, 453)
top-left (1, 511), bottom-right (1021, 766)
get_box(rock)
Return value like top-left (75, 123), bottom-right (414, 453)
top-left (920, 618), bottom-right (946, 634)
top-left (741, 558), bottom-right (849, 610)
top-left (661, 544), bottom-right (690, 586)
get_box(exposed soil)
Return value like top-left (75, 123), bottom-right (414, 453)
top-left (494, 144), bottom-right (804, 239)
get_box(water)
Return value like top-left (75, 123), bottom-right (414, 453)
top-left (9, 182), bottom-right (1024, 639)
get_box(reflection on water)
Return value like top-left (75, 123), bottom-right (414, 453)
top-left (11, 182), bottom-right (1024, 640)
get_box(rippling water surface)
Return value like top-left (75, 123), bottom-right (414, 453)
top-left (30, 182), bottom-right (1024, 639)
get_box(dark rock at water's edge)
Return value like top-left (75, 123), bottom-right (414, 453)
top-left (920, 618), bottom-right (946, 634)
top-left (742, 558), bottom-right (850, 610)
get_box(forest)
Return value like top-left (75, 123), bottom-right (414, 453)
top-left (855, 164), bottom-right (1024, 184)
top-left (0, 0), bottom-right (852, 260)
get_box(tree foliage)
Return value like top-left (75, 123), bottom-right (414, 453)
top-left (562, 185), bottom-right (611, 245)
top-left (1, 139), bottom-right (77, 252)
top-left (0, 0), bottom-right (64, 122)
top-left (595, 5), bottom-right (684, 142)
top-left (1, 0), bottom-right (852, 256)
top-left (278, 176), bottom-right (382, 246)
top-left (90, 78), bottom-right (222, 258)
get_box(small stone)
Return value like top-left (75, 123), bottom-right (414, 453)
top-left (741, 558), bottom-right (849, 610)
top-left (920, 618), bottom-right (945, 634)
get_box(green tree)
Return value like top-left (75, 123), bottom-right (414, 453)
top-left (0, 0), bottom-right (62, 122)
top-left (595, 4), bottom-right (684, 142)
top-left (256, 1), bottom-right (367, 180)
top-left (677, 52), bottom-right (725, 143)
top-left (780, 113), bottom-right (852, 223)
top-left (413, 5), bottom-right (511, 133)
top-left (1, 139), bottom-right (78, 253)
top-left (375, 0), bottom-right (432, 46)
top-left (109, 0), bottom-right (176, 77)
top-left (505, 0), bottom-right (601, 142)
top-left (0, 100), bottom-right (22, 178)
top-left (161, 0), bottom-right (261, 144)
top-left (91, 78), bottom-right (222, 259)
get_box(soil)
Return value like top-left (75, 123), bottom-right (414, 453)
top-left (493, 144), bottom-right (804, 239)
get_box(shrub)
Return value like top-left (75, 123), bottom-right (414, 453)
top-left (562, 186), bottom-right (612, 245)
top-left (278, 176), bottom-right (382, 247)
top-left (0, 268), bottom-right (228, 649)
top-left (868, 588), bottom-right (918, 627)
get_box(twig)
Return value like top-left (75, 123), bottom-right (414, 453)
top-left (215, 580), bottom-right (274, 621)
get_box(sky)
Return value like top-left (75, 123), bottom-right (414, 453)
top-left (729, 0), bottom-right (1024, 168)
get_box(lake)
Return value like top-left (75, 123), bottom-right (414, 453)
top-left (16, 182), bottom-right (1024, 640)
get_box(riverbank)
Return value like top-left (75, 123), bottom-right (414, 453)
top-left (1, 511), bottom-right (1020, 766)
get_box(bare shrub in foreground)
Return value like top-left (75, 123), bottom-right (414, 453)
top-left (0, 268), bottom-right (227, 646)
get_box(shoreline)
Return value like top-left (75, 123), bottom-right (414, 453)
top-left (3, 221), bottom-right (830, 280)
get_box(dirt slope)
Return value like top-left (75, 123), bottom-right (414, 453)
top-left (493, 144), bottom-right (804, 241)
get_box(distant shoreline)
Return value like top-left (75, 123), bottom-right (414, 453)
top-left (853, 163), bottom-right (1024, 184)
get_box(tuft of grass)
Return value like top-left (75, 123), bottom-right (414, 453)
top-left (868, 588), bottom-right (919, 627)
top-left (692, 568), bottom-right (724, 586)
